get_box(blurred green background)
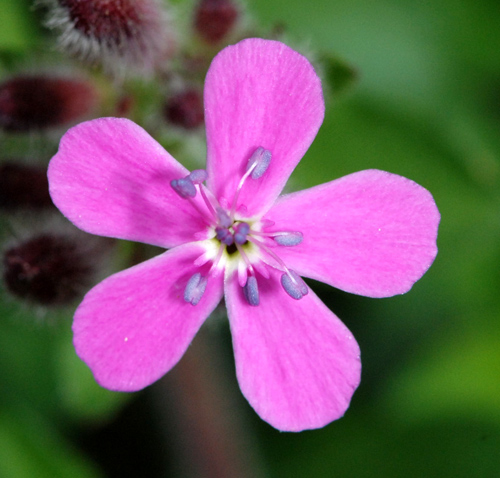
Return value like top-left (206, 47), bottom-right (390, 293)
top-left (1, 0), bottom-right (500, 476)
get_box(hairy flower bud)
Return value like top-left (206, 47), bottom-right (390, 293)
top-left (3, 233), bottom-right (110, 306)
top-left (0, 76), bottom-right (98, 132)
top-left (164, 89), bottom-right (205, 130)
top-left (0, 162), bottom-right (53, 211)
top-left (44, 0), bottom-right (175, 76)
top-left (193, 0), bottom-right (239, 44)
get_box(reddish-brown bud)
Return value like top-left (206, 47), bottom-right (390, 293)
top-left (0, 76), bottom-right (98, 132)
top-left (0, 162), bottom-right (53, 211)
top-left (194, 0), bottom-right (239, 44)
top-left (46, 0), bottom-right (175, 75)
top-left (59, 0), bottom-right (144, 42)
top-left (3, 233), bottom-right (108, 306)
top-left (164, 89), bottom-right (205, 130)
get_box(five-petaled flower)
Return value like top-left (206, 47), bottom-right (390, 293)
top-left (48, 38), bottom-right (440, 432)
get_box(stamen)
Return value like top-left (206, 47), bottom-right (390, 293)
top-left (193, 251), bottom-right (212, 267)
top-left (216, 208), bottom-right (232, 228)
top-left (230, 146), bottom-right (272, 219)
top-left (281, 270), bottom-right (308, 300)
top-left (243, 275), bottom-right (259, 306)
top-left (170, 169), bottom-right (218, 225)
top-left (171, 169), bottom-right (208, 199)
top-left (198, 186), bottom-right (217, 219)
top-left (235, 243), bottom-right (254, 275)
top-left (251, 230), bottom-right (303, 247)
top-left (208, 243), bottom-right (226, 275)
top-left (233, 222), bottom-right (250, 245)
top-left (184, 272), bottom-right (208, 305)
top-left (247, 147), bottom-right (272, 179)
top-left (248, 237), bottom-right (289, 272)
top-left (248, 237), bottom-right (306, 297)
top-left (188, 169), bottom-right (208, 184)
top-left (273, 231), bottom-right (303, 246)
top-left (171, 177), bottom-right (196, 198)
top-left (237, 260), bottom-right (248, 287)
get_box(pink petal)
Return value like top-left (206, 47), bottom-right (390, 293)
top-left (265, 169), bottom-right (440, 298)
top-left (48, 118), bottom-right (210, 248)
top-left (73, 243), bottom-right (224, 391)
top-left (204, 38), bottom-right (324, 217)
top-left (225, 271), bottom-right (361, 432)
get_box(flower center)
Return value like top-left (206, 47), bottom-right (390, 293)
top-left (171, 147), bottom-right (307, 307)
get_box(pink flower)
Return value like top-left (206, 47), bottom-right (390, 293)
top-left (48, 38), bottom-right (440, 431)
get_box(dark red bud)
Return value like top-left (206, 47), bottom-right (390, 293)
top-left (59, 0), bottom-right (149, 47)
top-left (0, 162), bottom-right (53, 211)
top-left (164, 89), bottom-right (205, 130)
top-left (3, 234), bottom-right (105, 306)
top-left (0, 76), bottom-right (98, 132)
top-left (193, 0), bottom-right (239, 44)
top-left (52, 0), bottom-right (175, 74)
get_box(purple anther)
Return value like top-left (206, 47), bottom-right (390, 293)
top-left (281, 270), bottom-right (308, 300)
top-left (243, 275), bottom-right (259, 306)
top-left (234, 222), bottom-right (250, 245)
top-left (247, 147), bottom-right (271, 179)
top-left (184, 272), bottom-right (208, 305)
top-left (216, 207), bottom-right (232, 228)
top-left (274, 231), bottom-right (303, 246)
top-left (188, 169), bottom-right (208, 184)
top-left (171, 177), bottom-right (196, 198)
top-left (216, 226), bottom-right (234, 246)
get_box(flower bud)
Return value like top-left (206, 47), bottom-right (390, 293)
top-left (164, 89), bottom-right (204, 130)
top-left (3, 233), bottom-right (110, 306)
top-left (0, 162), bottom-right (53, 211)
top-left (0, 76), bottom-right (98, 132)
top-left (193, 0), bottom-right (239, 44)
top-left (45, 0), bottom-right (175, 76)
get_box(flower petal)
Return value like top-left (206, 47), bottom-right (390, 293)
top-left (225, 270), bottom-right (361, 432)
top-left (265, 169), bottom-right (440, 297)
top-left (49, 118), bottom-right (210, 248)
top-left (204, 38), bottom-right (325, 217)
top-left (73, 243), bottom-right (224, 391)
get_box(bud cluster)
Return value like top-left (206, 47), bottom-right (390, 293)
top-left (0, 163), bottom-right (52, 211)
top-left (194, 0), bottom-right (240, 45)
top-left (0, 75), bottom-right (98, 132)
top-left (3, 232), bottom-right (108, 306)
top-left (43, 0), bottom-right (176, 76)
top-left (0, 0), bottom-right (250, 311)
top-left (1, 0), bottom-right (344, 314)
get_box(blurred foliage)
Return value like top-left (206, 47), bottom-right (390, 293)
top-left (1, 0), bottom-right (500, 477)
top-left (0, 0), bottom-right (40, 52)
top-left (251, 0), bottom-right (500, 476)
top-left (0, 406), bottom-right (102, 478)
